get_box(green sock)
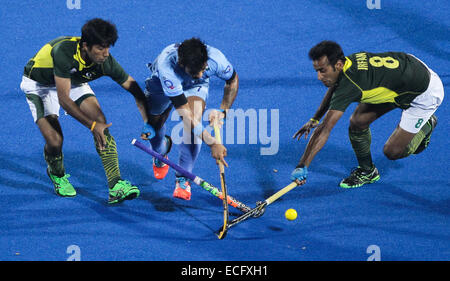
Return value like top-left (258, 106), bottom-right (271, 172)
top-left (94, 128), bottom-right (121, 189)
top-left (44, 147), bottom-right (65, 177)
top-left (402, 122), bottom-right (432, 157)
top-left (349, 127), bottom-right (374, 171)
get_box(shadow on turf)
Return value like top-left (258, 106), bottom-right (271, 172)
top-left (0, 151), bottom-right (55, 195)
top-left (1, 141), bottom-right (445, 243)
top-left (0, 149), bottom-right (227, 240)
top-left (0, 149), bottom-right (186, 208)
top-left (227, 141), bottom-right (404, 199)
top-left (380, 181), bottom-right (450, 216)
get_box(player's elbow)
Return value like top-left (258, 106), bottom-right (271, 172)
top-left (225, 72), bottom-right (239, 88)
top-left (226, 70), bottom-right (238, 83)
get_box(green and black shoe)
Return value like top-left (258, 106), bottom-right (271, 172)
top-left (108, 180), bottom-right (140, 204)
top-left (339, 166), bottom-right (380, 188)
top-left (414, 115), bottom-right (437, 155)
top-left (46, 168), bottom-right (76, 197)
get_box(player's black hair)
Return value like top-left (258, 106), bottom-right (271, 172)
top-left (178, 37), bottom-right (208, 75)
top-left (80, 18), bottom-right (118, 48)
top-left (308, 41), bottom-right (346, 69)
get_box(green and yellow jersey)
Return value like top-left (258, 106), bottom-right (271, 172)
top-left (330, 52), bottom-right (431, 111)
top-left (24, 36), bottom-right (128, 86)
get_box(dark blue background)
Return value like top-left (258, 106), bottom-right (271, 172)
top-left (0, 0), bottom-right (448, 261)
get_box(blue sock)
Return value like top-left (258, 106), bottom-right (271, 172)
top-left (176, 133), bottom-right (202, 178)
top-left (149, 124), bottom-right (167, 155)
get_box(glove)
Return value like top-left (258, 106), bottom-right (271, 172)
top-left (141, 123), bottom-right (156, 140)
top-left (290, 166), bottom-right (308, 183)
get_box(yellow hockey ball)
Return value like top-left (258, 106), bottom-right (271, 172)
top-left (285, 209), bottom-right (297, 221)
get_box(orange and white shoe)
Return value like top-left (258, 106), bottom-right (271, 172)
top-left (173, 177), bottom-right (191, 201)
top-left (152, 135), bottom-right (172, 180)
top-left (153, 156), bottom-right (169, 180)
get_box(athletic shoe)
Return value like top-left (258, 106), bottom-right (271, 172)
top-left (339, 166), bottom-right (380, 188)
top-left (153, 135), bottom-right (173, 180)
top-left (47, 168), bottom-right (76, 197)
top-left (413, 115), bottom-right (437, 155)
top-left (108, 180), bottom-right (140, 204)
top-left (173, 176), bottom-right (191, 200)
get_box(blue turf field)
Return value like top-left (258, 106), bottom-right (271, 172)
top-left (0, 0), bottom-right (449, 261)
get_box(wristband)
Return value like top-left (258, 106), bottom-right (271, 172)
top-left (211, 108), bottom-right (226, 120)
top-left (90, 121), bottom-right (97, 131)
top-left (193, 123), bottom-right (204, 136)
top-left (220, 109), bottom-right (227, 119)
top-left (310, 118), bottom-right (319, 124)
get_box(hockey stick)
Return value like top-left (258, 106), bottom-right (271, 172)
top-left (217, 181), bottom-right (302, 234)
top-left (213, 124), bottom-right (229, 239)
top-left (131, 139), bottom-right (251, 213)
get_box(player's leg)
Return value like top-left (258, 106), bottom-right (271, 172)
top-left (410, 115), bottom-right (437, 155)
top-left (73, 86), bottom-right (139, 203)
top-left (383, 125), bottom-right (418, 160)
top-left (340, 103), bottom-right (395, 188)
top-left (146, 106), bottom-right (173, 179)
top-left (36, 115), bottom-right (77, 197)
top-left (178, 95), bottom-right (205, 173)
top-left (174, 88), bottom-right (208, 200)
top-left (37, 115), bottom-right (64, 177)
top-left (144, 76), bottom-right (174, 179)
top-left (21, 76), bottom-right (76, 196)
top-left (384, 114), bottom-right (438, 159)
top-left (77, 94), bottom-right (120, 187)
top-left (384, 70), bottom-right (443, 159)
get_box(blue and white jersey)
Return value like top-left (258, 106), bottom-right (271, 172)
top-left (148, 43), bottom-right (234, 97)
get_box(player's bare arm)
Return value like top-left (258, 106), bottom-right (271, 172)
top-left (293, 84), bottom-right (336, 140)
top-left (176, 102), bottom-right (228, 167)
top-left (54, 75), bottom-right (111, 150)
top-left (297, 109), bottom-right (344, 167)
top-left (220, 71), bottom-right (239, 112)
top-left (209, 72), bottom-right (239, 127)
top-left (121, 75), bottom-right (149, 123)
top-left (222, 72), bottom-right (239, 109)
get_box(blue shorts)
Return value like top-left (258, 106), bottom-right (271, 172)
top-left (145, 76), bottom-right (209, 115)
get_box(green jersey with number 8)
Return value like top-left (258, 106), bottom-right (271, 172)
top-left (330, 52), bottom-right (431, 111)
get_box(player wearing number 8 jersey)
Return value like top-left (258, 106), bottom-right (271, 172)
top-left (291, 41), bottom-right (444, 188)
